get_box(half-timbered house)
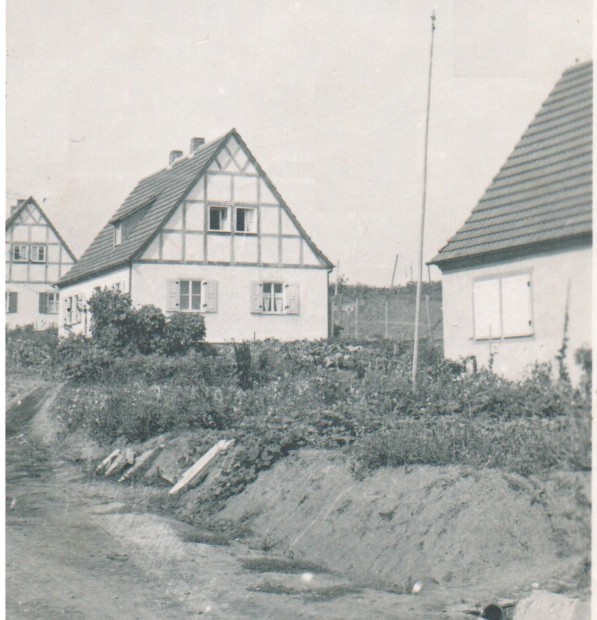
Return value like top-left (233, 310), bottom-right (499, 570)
top-left (57, 129), bottom-right (333, 341)
top-left (5, 197), bottom-right (76, 329)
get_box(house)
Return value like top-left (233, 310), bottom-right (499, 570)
top-left (430, 61), bottom-right (592, 383)
top-left (5, 197), bottom-right (76, 329)
top-left (57, 129), bottom-right (333, 341)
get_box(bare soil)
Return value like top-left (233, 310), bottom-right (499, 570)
top-left (6, 377), bottom-right (590, 619)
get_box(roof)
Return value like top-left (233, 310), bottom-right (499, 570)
top-left (59, 129), bottom-right (332, 286)
top-left (430, 61), bottom-right (592, 269)
top-left (6, 196), bottom-right (77, 262)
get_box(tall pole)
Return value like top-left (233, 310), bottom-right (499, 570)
top-left (412, 10), bottom-right (436, 388)
top-left (390, 253), bottom-right (399, 288)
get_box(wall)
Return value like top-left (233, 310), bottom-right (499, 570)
top-left (57, 267), bottom-right (130, 337)
top-left (6, 200), bottom-right (76, 329)
top-left (441, 244), bottom-right (591, 384)
top-left (132, 262), bottom-right (329, 342)
top-left (5, 282), bottom-right (60, 329)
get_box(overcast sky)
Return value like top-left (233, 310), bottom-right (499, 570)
top-left (6, 0), bottom-right (592, 286)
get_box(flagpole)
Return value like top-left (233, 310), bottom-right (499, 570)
top-left (412, 10), bottom-right (436, 388)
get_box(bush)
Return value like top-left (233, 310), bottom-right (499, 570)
top-left (5, 326), bottom-right (58, 376)
top-left (86, 289), bottom-right (207, 356)
top-left (160, 312), bottom-right (207, 355)
top-left (133, 305), bottom-right (166, 354)
top-left (88, 288), bottom-right (137, 353)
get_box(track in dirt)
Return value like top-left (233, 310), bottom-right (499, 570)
top-left (5, 385), bottom-right (452, 619)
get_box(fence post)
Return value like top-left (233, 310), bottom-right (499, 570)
top-left (425, 293), bottom-right (433, 342)
top-left (355, 298), bottom-right (359, 339)
top-left (385, 299), bottom-right (389, 339)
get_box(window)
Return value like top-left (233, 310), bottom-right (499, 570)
top-left (64, 297), bottom-right (73, 325)
top-left (12, 244), bottom-right (28, 262)
top-left (209, 206), bottom-right (230, 231)
top-left (167, 279), bottom-right (218, 312)
top-left (5, 292), bottom-right (17, 314)
top-left (251, 282), bottom-right (299, 315)
top-left (39, 292), bottom-right (59, 314)
top-left (30, 244), bottom-right (47, 263)
top-left (235, 207), bottom-right (256, 233)
top-left (473, 273), bottom-right (532, 340)
top-left (63, 294), bottom-right (84, 325)
top-left (114, 202), bottom-right (153, 247)
top-left (114, 224), bottom-right (123, 246)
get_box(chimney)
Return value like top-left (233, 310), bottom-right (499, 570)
top-left (169, 150), bottom-right (183, 165)
top-left (190, 137), bottom-right (205, 153)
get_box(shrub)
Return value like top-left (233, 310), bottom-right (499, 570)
top-left (88, 288), bottom-right (137, 353)
top-left (160, 312), bottom-right (207, 355)
top-left (5, 326), bottom-right (58, 376)
top-left (132, 305), bottom-right (167, 354)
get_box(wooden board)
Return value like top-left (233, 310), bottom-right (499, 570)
top-left (169, 439), bottom-right (234, 495)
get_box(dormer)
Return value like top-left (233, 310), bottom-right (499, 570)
top-left (112, 199), bottom-right (155, 247)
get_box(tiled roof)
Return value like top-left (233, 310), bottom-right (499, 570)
top-left (59, 129), bottom-right (332, 286)
top-left (6, 196), bottom-right (77, 261)
top-left (431, 61), bottom-right (592, 268)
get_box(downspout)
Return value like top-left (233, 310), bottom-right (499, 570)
top-left (128, 262), bottom-right (133, 298)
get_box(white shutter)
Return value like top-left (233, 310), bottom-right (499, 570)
top-left (501, 274), bottom-right (533, 337)
top-left (204, 281), bottom-right (218, 313)
top-left (473, 279), bottom-right (500, 340)
top-left (167, 280), bottom-right (180, 311)
top-left (285, 283), bottom-right (299, 314)
top-left (251, 282), bottom-right (263, 313)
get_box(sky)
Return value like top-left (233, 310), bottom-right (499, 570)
top-left (6, 0), bottom-right (593, 286)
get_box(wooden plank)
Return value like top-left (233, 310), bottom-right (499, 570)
top-left (118, 445), bottom-right (164, 482)
top-left (105, 448), bottom-right (136, 477)
top-left (95, 449), bottom-right (121, 475)
top-left (169, 439), bottom-right (234, 496)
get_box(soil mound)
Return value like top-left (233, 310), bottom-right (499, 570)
top-left (219, 450), bottom-right (589, 597)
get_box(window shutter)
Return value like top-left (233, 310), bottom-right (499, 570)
top-left (9, 292), bottom-right (17, 314)
top-left (501, 274), bottom-right (533, 337)
top-left (473, 279), bottom-right (500, 339)
top-left (285, 283), bottom-right (299, 314)
top-left (167, 280), bottom-right (180, 311)
top-left (251, 282), bottom-right (263, 313)
top-left (39, 292), bottom-right (48, 314)
top-left (204, 281), bottom-right (218, 313)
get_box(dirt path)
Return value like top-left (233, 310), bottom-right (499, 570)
top-left (6, 384), bottom-right (464, 619)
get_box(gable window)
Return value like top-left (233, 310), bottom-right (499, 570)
top-left (39, 292), bottom-right (59, 314)
top-left (6, 291), bottom-right (17, 314)
top-left (251, 282), bottom-right (299, 315)
top-left (114, 224), bottom-right (123, 246)
top-left (30, 244), bottom-right (47, 263)
top-left (12, 244), bottom-right (28, 262)
top-left (473, 273), bottom-right (533, 340)
top-left (113, 201), bottom-right (153, 247)
top-left (235, 207), bottom-right (256, 233)
top-left (209, 206), bottom-right (230, 231)
top-left (167, 279), bottom-right (218, 312)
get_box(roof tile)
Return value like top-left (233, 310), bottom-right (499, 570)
top-left (431, 61), bottom-right (592, 266)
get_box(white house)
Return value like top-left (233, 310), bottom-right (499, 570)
top-left (5, 197), bottom-right (76, 329)
top-left (430, 61), bottom-right (592, 384)
top-left (57, 129), bottom-right (333, 341)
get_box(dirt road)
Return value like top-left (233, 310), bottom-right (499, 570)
top-left (6, 385), bottom-right (461, 619)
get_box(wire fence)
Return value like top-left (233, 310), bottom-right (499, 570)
top-left (330, 293), bottom-right (443, 345)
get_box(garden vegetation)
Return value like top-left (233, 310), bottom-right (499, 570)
top-left (6, 288), bottom-right (591, 502)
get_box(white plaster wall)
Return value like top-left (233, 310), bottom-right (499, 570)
top-left (5, 282), bottom-right (60, 329)
top-left (441, 244), bottom-right (591, 384)
top-left (58, 267), bottom-right (130, 337)
top-left (131, 263), bottom-right (329, 342)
